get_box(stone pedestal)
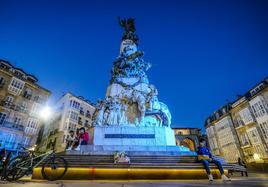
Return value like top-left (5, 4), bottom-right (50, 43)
top-left (93, 126), bottom-right (176, 147)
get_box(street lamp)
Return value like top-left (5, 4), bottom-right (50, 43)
top-left (39, 106), bottom-right (52, 120)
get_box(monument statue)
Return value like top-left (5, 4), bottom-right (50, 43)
top-left (90, 17), bottom-right (190, 151)
top-left (93, 17), bottom-right (172, 128)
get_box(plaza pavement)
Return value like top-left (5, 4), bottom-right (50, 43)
top-left (0, 173), bottom-right (267, 187)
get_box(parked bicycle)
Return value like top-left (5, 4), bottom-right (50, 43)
top-left (5, 145), bottom-right (68, 181)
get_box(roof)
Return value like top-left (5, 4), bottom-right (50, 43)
top-left (61, 92), bottom-right (95, 106)
top-left (204, 76), bottom-right (268, 127)
top-left (0, 59), bottom-right (51, 94)
top-left (0, 59), bottom-right (38, 81)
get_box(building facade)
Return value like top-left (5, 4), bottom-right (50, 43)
top-left (0, 59), bottom-right (50, 153)
top-left (39, 92), bottom-right (95, 152)
top-left (173, 127), bottom-right (203, 151)
top-left (205, 105), bottom-right (242, 163)
top-left (205, 77), bottom-right (268, 163)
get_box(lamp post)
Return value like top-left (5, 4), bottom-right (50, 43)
top-left (35, 106), bottom-right (52, 151)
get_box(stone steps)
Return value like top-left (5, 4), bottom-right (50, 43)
top-left (32, 153), bottom-right (246, 180)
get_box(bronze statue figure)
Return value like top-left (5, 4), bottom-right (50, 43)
top-left (118, 17), bottom-right (139, 44)
top-left (118, 17), bottom-right (136, 33)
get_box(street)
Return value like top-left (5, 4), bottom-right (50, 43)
top-left (0, 173), bottom-right (267, 187)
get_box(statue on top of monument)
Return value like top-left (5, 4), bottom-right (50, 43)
top-left (110, 17), bottom-right (151, 83)
top-left (118, 17), bottom-right (139, 44)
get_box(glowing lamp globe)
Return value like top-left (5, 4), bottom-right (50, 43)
top-left (39, 106), bottom-right (51, 120)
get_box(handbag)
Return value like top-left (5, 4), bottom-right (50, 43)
top-left (198, 155), bottom-right (210, 161)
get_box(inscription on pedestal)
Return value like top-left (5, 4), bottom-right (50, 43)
top-left (104, 134), bottom-right (155, 139)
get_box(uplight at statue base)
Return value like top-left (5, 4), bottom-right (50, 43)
top-left (32, 167), bottom-right (228, 180)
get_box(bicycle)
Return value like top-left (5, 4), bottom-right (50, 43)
top-left (5, 145), bottom-right (68, 181)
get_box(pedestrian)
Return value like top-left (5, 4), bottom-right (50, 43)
top-left (197, 138), bottom-right (231, 181)
top-left (238, 157), bottom-right (248, 177)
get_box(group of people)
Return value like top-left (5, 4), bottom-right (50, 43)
top-left (65, 127), bottom-right (89, 151)
top-left (65, 129), bottom-right (247, 182)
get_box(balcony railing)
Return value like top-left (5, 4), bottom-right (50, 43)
top-left (241, 142), bottom-right (250, 148)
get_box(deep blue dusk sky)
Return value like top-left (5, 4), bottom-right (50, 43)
top-left (1, 0), bottom-right (268, 131)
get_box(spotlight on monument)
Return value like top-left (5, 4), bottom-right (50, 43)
top-left (39, 106), bottom-right (51, 120)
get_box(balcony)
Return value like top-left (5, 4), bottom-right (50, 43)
top-left (14, 105), bottom-right (28, 113)
top-left (0, 121), bottom-right (24, 131)
top-left (23, 93), bottom-right (32, 100)
top-left (234, 120), bottom-right (245, 129)
top-left (241, 142), bottom-right (251, 148)
top-left (0, 100), bottom-right (15, 109)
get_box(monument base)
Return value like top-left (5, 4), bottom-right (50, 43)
top-left (67, 145), bottom-right (196, 156)
top-left (93, 126), bottom-right (176, 147)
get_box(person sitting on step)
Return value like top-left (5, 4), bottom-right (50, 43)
top-left (197, 138), bottom-right (230, 182)
top-left (75, 127), bottom-right (89, 151)
top-left (66, 130), bottom-right (78, 151)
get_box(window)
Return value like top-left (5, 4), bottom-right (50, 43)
top-left (0, 113), bottom-right (7, 125)
top-left (78, 117), bottom-right (82, 124)
top-left (238, 107), bottom-right (254, 125)
top-left (86, 110), bottom-right (91, 118)
top-left (69, 111), bottom-right (78, 121)
top-left (21, 101), bottom-right (27, 111)
top-left (14, 117), bottom-right (22, 128)
top-left (80, 107), bottom-right (84, 115)
top-left (68, 122), bottom-right (76, 131)
top-left (8, 77), bottom-right (25, 95)
top-left (30, 102), bottom-right (42, 116)
top-left (0, 76), bottom-right (5, 85)
top-left (247, 128), bottom-right (261, 144)
top-left (250, 96), bottom-right (267, 118)
top-left (260, 121), bottom-right (268, 138)
top-left (240, 134), bottom-right (249, 146)
top-left (25, 118), bottom-right (39, 134)
top-left (69, 100), bottom-right (80, 110)
top-left (23, 88), bottom-right (32, 99)
top-left (5, 96), bottom-right (14, 106)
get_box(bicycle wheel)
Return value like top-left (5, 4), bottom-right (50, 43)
top-left (4, 156), bottom-right (29, 181)
top-left (41, 156), bottom-right (68, 181)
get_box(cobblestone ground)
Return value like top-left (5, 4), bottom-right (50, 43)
top-left (0, 173), bottom-right (267, 187)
